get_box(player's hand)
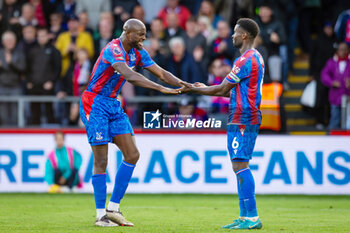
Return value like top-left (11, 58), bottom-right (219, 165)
top-left (177, 81), bottom-right (194, 93)
top-left (194, 82), bottom-right (207, 88)
top-left (179, 81), bottom-right (193, 89)
top-left (160, 86), bottom-right (181, 95)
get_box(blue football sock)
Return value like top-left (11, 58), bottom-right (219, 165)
top-left (236, 173), bottom-right (247, 217)
top-left (110, 161), bottom-right (135, 204)
top-left (235, 168), bottom-right (258, 218)
top-left (92, 174), bottom-right (107, 209)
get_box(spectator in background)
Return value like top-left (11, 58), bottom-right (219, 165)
top-left (207, 58), bottom-right (229, 114)
top-left (321, 42), bottom-right (350, 129)
top-left (256, 4), bottom-right (287, 84)
top-left (197, 0), bottom-right (223, 29)
top-left (197, 15), bottom-right (217, 45)
top-left (0, 31), bottom-right (25, 125)
top-left (148, 17), bottom-right (167, 54)
top-left (55, 15), bottom-right (94, 81)
top-left (30, 0), bottom-right (53, 27)
top-left (78, 11), bottom-right (93, 35)
top-left (334, 9), bottom-right (350, 45)
top-left (26, 27), bottom-right (61, 125)
top-left (166, 36), bottom-right (205, 84)
top-left (19, 3), bottom-right (38, 27)
top-left (132, 5), bottom-right (148, 28)
top-left (48, 12), bottom-right (64, 43)
top-left (309, 22), bottom-right (336, 129)
top-left (53, 0), bottom-right (76, 30)
top-left (0, 0), bottom-right (22, 37)
top-left (69, 48), bottom-right (90, 125)
top-left (111, 0), bottom-right (139, 35)
top-left (182, 16), bottom-right (207, 58)
top-left (45, 131), bottom-right (82, 193)
top-left (138, 0), bottom-right (167, 25)
top-left (157, 0), bottom-right (191, 29)
top-left (19, 25), bottom-right (37, 56)
top-left (164, 12), bottom-right (186, 41)
top-left (181, 16), bottom-right (208, 75)
top-left (93, 18), bottom-right (114, 62)
top-left (208, 20), bottom-right (235, 62)
top-left (75, 0), bottom-right (111, 30)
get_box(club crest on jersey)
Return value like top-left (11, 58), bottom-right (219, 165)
top-left (130, 53), bottom-right (136, 61)
top-left (113, 46), bottom-right (122, 55)
top-left (96, 132), bottom-right (103, 140)
top-left (86, 114), bottom-right (90, 121)
top-left (233, 65), bottom-right (240, 74)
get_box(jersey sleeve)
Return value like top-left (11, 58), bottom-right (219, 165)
top-left (138, 48), bottom-right (155, 68)
top-left (225, 56), bottom-right (251, 84)
top-left (103, 43), bottom-right (126, 65)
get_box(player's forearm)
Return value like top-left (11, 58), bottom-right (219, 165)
top-left (192, 85), bottom-right (226, 97)
top-left (126, 72), bottom-right (164, 91)
top-left (159, 70), bottom-right (182, 87)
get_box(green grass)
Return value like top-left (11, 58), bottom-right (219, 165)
top-left (0, 194), bottom-right (349, 232)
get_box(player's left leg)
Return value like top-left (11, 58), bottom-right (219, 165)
top-left (106, 133), bottom-right (139, 226)
top-left (229, 160), bottom-right (262, 229)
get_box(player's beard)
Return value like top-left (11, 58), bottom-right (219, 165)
top-left (233, 40), bottom-right (243, 49)
top-left (131, 40), bottom-right (142, 50)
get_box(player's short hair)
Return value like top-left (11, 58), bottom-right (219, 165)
top-left (237, 18), bottom-right (260, 40)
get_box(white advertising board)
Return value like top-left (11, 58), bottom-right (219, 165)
top-left (0, 134), bottom-right (349, 194)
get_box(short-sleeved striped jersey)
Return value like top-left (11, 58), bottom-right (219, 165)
top-left (86, 38), bottom-right (155, 98)
top-left (225, 49), bottom-right (265, 125)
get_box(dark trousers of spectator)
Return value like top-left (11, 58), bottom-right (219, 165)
top-left (54, 168), bottom-right (78, 189)
top-left (329, 105), bottom-right (341, 130)
top-left (0, 86), bottom-right (22, 126)
top-left (27, 86), bottom-right (55, 125)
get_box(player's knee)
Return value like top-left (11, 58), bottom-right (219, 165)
top-left (232, 161), bottom-right (248, 173)
top-left (124, 150), bottom-right (140, 165)
top-left (93, 157), bottom-right (108, 174)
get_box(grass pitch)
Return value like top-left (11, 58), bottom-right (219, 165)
top-left (0, 193), bottom-right (349, 233)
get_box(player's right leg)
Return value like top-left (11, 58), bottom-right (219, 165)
top-left (106, 133), bottom-right (139, 226)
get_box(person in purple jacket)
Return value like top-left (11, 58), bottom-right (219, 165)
top-left (321, 42), bottom-right (350, 129)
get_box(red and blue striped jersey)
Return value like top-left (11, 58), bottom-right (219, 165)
top-left (86, 38), bottom-right (155, 98)
top-left (225, 49), bottom-right (265, 125)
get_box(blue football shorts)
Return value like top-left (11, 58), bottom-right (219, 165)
top-left (227, 124), bottom-right (260, 161)
top-left (80, 91), bottom-right (134, 146)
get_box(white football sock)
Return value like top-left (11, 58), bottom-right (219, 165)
top-left (107, 201), bottom-right (119, 211)
top-left (246, 216), bottom-right (259, 222)
top-left (96, 208), bottom-right (106, 219)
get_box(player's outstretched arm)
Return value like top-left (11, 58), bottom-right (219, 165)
top-left (113, 62), bottom-right (180, 94)
top-left (180, 79), bottom-right (234, 97)
top-left (146, 64), bottom-right (184, 87)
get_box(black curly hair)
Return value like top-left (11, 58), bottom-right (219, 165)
top-left (237, 18), bottom-right (260, 40)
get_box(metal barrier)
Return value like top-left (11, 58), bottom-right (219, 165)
top-left (0, 95), bottom-right (183, 127)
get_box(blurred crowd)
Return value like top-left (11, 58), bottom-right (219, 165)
top-left (0, 0), bottom-right (350, 130)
